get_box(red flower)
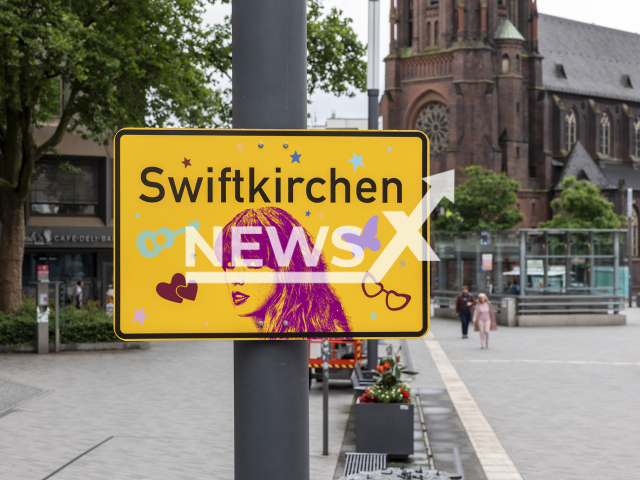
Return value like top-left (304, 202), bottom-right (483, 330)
top-left (384, 361), bottom-right (390, 369)
top-left (402, 391), bottom-right (410, 398)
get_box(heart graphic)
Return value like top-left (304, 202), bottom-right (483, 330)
top-left (386, 290), bottom-right (411, 311)
top-left (176, 281), bottom-right (198, 301)
top-left (156, 273), bottom-right (187, 303)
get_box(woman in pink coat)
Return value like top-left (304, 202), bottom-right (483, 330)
top-left (472, 293), bottom-right (497, 349)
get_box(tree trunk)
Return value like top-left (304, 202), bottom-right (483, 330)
top-left (0, 195), bottom-right (26, 314)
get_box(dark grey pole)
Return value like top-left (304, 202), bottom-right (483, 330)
top-left (322, 339), bottom-right (329, 456)
top-left (368, 90), bottom-right (380, 130)
top-left (232, 0), bottom-right (309, 479)
top-left (368, 340), bottom-right (378, 370)
top-left (628, 189), bottom-right (633, 307)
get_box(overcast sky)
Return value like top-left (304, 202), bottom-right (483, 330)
top-left (205, 0), bottom-right (640, 126)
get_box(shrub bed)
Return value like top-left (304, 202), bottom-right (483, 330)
top-left (0, 298), bottom-right (120, 346)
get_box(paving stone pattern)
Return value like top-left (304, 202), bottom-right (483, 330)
top-left (0, 341), bottom-right (353, 480)
top-left (429, 309), bottom-right (640, 480)
top-left (0, 378), bottom-right (45, 417)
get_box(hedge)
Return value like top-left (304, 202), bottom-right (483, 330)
top-left (0, 297), bottom-right (120, 346)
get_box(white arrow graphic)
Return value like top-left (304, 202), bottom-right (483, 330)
top-left (368, 170), bottom-right (456, 281)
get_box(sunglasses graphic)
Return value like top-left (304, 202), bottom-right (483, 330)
top-left (361, 272), bottom-right (412, 311)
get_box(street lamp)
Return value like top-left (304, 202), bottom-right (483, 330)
top-left (367, 0), bottom-right (380, 130)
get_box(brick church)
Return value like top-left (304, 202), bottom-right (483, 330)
top-left (381, 0), bottom-right (640, 238)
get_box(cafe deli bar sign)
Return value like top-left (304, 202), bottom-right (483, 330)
top-left (24, 227), bottom-right (114, 248)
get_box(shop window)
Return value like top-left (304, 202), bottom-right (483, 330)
top-left (501, 54), bottom-right (510, 74)
top-left (633, 119), bottom-right (640, 157)
top-left (30, 160), bottom-right (100, 215)
top-left (599, 112), bottom-right (611, 157)
top-left (564, 109), bottom-right (577, 152)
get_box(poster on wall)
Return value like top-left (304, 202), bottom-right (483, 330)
top-left (114, 129), bottom-right (442, 340)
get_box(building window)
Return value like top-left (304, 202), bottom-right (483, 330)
top-left (426, 22), bottom-right (431, 47)
top-left (633, 207), bottom-right (639, 257)
top-left (564, 110), bottom-right (577, 152)
top-left (515, 55), bottom-right (520, 73)
top-left (415, 102), bottom-right (450, 155)
top-left (434, 21), bottom-right (439, 45)
top-left (599, 112), bottom-right (611, 156)
top-left (30, 160), bottom-right (100, 215)
top-left (517, 102), bottom-right (520, 114)
top-left (501, 54), bottom-right (510, 74)
top-left (516, 146), bottom-right (520, 158)
top-left (633, 119), bottom-right (640, 158)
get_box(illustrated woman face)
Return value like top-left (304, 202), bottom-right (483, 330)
top-left (225, 257), bottom-right (278, 320)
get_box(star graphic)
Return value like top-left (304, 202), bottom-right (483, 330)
top-left (305, 210), bottom-right (311, 217)
top-left (132, 308), bottom-right (148, 325)
top-left (370, 312), bottom-right (377, 320)
top-left (204, 321), bottom-right (209, 327)
top-left (348, 153), bottom-right (365, 171)
top-left (190, 253), bottom-right (196, 259)
top-left (400, 260), bottom-right (406, 267)
top-left (318, 213), bottom-right (324, 219)
top-left (387, 146), bottom-right (392, 152)
top-left (182, 157), bottom-right (192, 168)
top-left (290, 151), bottom-right (302, 164)
top-left (135, 213), bottom-right (140, 218)
top-left (236, 142), bottom-right (245, 152)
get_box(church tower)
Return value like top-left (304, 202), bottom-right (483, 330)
top-left (382, 0), bottom-right (544, 198)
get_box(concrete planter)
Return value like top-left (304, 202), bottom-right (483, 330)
top-left (354, 402), bottom-right (414, 457)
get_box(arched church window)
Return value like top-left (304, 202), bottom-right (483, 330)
top-left (632, 207), bottom-right (639, 257)
top-left (515, 55), bottom-right (520, 73)
top-left (426, 22), bottom-right (431, 46)
top-left (599, 112), bottom-right (611, 156)
top-left (434, 21), bottom-right (439, 46)
top-left (564, 110), bottom-right (577, 152)
top-left (633, 118), bottom-right (640, 158)
top-left (415, 102), bottom-right (450, 155)
top-left (502, 54), bottom-right (510, 74)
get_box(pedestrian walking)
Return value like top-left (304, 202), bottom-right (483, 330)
top-left (75, 281), bottom-right (83, 309)
top-left (472, 293), bottom-right (497, 349)
top-left (455, 285), bottom-right (475, 339)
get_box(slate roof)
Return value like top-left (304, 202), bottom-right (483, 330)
top-left (600, 162), bottom-right (640, 190)
top-left (494, 18), bottom-right (525, 41)
top-left (557, 141), bottom-right (617, 190)
top-left (538, 14), bottom-right (640, 103)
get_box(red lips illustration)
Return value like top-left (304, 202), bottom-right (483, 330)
top-left (156, 273), bottom-right (198, 303)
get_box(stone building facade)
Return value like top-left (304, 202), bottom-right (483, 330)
top-left (381, 0), bottom-right (640, 238)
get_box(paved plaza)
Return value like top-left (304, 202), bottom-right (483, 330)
top-left (1, 310), bottom-right (640, 479)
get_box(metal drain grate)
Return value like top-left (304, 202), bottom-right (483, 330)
top-left (343, 453), bottom-right (387, 476)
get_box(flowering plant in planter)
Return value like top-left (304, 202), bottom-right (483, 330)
top-left (357, 353), bottom-right (418, 404)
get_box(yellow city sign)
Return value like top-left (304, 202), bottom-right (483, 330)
top-left (114, 129), bottom-right (432, 339)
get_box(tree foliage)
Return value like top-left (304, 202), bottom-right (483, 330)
top-left (539, 176), bottom-right (624, 229)
top-left (0, 0), bottom-right (366, 313)
top-left (433, 166), bottom-right (525, 231)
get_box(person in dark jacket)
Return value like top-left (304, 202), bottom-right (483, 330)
top-left (455, 286), bottom-right (475, 339)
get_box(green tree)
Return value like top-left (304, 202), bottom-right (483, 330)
top-left (539, 176), bottom-right (624, 229)
top-left (433, 166), bottom-right (524, 231)
top-left (0, 0), bottom-right (366, 313)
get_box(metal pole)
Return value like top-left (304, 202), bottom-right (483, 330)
top-left (367, 0), bottom-right (380, 130)
top-left (367, 339), bottom-right (378, 370)
top-left (55, 283), bottom-right (60, 353)
top-left (232, 0), bottom-right (309, 478)
top-left (322, 339), bottom-right (329, 456)
top-left (628, 188), bottom-right (633, 307)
